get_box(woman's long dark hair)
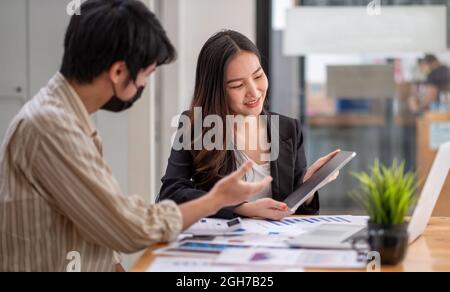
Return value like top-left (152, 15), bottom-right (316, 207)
top-left (189, 30), bottom-right (262, 185)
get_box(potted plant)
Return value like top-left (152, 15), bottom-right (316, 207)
top-left (350, 160), bottom-right (418, 265)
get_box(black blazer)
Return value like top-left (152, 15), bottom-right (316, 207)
top-left (157, 111), bottom-right (320, 219)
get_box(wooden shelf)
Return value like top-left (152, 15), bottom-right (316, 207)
top-left (308, 115), bottom-right (385, 127)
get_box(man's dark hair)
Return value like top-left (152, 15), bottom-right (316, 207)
top-left (60, 0), bottom-right (176, 84)
top-left (424, 54), bottom-right (439, 65)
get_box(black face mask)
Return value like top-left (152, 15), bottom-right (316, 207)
top-left (101, 82), bottom-right (145, 112)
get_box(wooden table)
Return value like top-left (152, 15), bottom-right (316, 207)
top-left (132, 217), bottom-right (450, 272)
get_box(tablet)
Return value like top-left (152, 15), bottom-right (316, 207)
top-left (284, 151), bottom-right (357, 212)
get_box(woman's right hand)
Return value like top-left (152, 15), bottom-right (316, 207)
top-left (234, 198), bottom-right (294, 221)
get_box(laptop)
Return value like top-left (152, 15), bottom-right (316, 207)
top-left (287, 141), bottom-right (450, 249)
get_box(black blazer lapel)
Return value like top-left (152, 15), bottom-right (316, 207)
top-left (265, 111), bottom-right (295, 202)
top-left (272, 138), bottom-right (294, 201)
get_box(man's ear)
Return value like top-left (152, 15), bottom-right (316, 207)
top-left (108, 61), bottom-right (128, 85)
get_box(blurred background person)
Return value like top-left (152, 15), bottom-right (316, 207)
top-left (409, 54), bottom-right (450, 113)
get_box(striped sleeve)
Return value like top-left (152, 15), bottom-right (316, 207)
top-left (27, 113), bottom-right (183, 254)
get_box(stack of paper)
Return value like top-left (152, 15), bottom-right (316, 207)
top-left (147, 257), bottom-right (304, 272)
top-left (215, 248), bottom-right (366, 269)
top-left (147, 216), bottom-right (370, 272)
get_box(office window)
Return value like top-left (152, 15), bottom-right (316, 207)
top-left (269, 0), bottom-right (450, 214)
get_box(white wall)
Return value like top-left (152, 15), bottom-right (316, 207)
top-left (28, 0), bottom-right (70, 95)
top-left (158, 0), bottom-right (256, 180)
top-left (0, 0), bottom-right (27, 141)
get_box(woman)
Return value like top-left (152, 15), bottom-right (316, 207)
top-left (157, 30), bottom-right (339, 220)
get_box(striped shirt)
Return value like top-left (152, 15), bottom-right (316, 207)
top-left (0, 73), bottom-right (182, 272)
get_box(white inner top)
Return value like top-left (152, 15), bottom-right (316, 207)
top-left (234, 149), bottom-right (272, 201)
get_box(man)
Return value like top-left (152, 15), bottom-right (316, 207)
top-left (410, 54), bottom-right (450, 113)
top-left (0, 0), bottom-right (271, 272)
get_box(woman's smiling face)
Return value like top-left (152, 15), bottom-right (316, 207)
top-left (225, 51), bottom-right (268, 116)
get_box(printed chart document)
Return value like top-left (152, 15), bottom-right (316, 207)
top-left (181, 216), bottom-right (369, 237)
top-left (148, 216), bottom-right (370, 271)
top-left (215, 248), bottom-right (366, 269)
top-left (240, 216), bottom-right (368, 236)
top-left (147, 257), bottom-right (304, 272)
top-left (166, 216), bottom-right (370, 252)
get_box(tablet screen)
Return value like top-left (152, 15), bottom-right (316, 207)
top-left (284, 151), bottom-right (357, 212)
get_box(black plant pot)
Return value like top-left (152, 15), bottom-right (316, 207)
top-left (367, 222), bottom-right (409, 266)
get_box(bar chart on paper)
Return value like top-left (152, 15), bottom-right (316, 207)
top-left (240, 216), bottom-right (368, 236)
top-left (268, 216), bottom-right (355, 225)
